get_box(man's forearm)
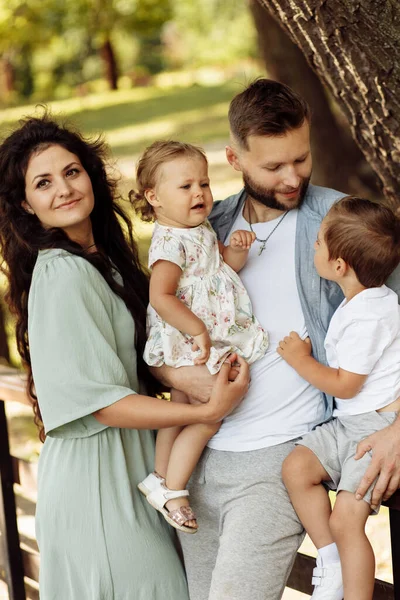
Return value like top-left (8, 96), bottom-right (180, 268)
top-left (149, 364), bottom-right (216, 402)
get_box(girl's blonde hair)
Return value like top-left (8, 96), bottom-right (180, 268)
top-left (129, 140), bottom-right (207, 222)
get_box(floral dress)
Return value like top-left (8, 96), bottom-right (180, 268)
top-left (144, 220), bottom-right (268, 374)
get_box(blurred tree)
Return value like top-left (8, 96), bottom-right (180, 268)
top-left (249, 0), bottom-right (380, 196)
top-left (0, 0), bottom-right (54, 101)
top-left (168, 0), bottom-right (257, 68)
top-left (131, 0), bottom-right (173, 74)
top-left (257, 0), bottom-right (400, 207)
top-left (57, 0), bottom-right (172, 89)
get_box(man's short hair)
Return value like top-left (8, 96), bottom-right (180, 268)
top-left (324, 196), bottom-right (400, 288)
top-left (228, 79), bottom-right (310, 149)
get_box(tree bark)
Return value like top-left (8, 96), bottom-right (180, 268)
top-left (100, 38), bottom-right (119, 90)
top-left (249, 0), bottom-right (379, 196)
top-left (257, 0), bottom-right (400, 208)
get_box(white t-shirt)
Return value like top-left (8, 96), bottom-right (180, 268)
top-left (329, 286), bottom-right (400, 416)
top-left (208, 209), bottom-right (325, 452)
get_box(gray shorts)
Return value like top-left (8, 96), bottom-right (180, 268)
top-left (298, 410), bottom-right (398, 513)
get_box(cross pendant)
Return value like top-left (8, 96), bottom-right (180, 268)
top-left (258, 242), bottom-right (266, 256)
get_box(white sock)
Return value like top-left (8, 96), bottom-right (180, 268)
top-left (317, 543), bottom-right (340, 566)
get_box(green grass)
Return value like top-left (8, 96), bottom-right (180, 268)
top-left (0, 80), bottom-right (244, 158)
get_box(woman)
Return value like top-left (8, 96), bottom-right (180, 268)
top-left (0, 114), bottom-right (249, 599)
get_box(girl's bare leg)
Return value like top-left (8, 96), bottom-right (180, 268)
top-left (154, 388), bottom-right (188, 478)
top-left (282, 446), bottom-right (334, 549)
top-left (164, 419), bottom-right (221, 528)
top-left (330, 491), bottom-right (373, 600)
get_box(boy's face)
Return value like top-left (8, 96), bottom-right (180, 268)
top-left (314, 220), bottom-right (339, 280)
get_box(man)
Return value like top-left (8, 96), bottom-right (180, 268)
top-left (157, 79), bottom-right (400, 600)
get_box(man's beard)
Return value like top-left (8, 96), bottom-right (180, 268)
top-left (243, 172), bottom-right (311, 211)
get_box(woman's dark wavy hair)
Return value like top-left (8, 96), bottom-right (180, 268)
top-left (0, 112), bottom-right (157, 441)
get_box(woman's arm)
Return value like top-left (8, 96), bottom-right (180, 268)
top-left (94, 355), bottom-right (249, 428)
top-left (150, 259), bottom-right (210, 363)
top-left (277, 331), bottom-right (367, 398)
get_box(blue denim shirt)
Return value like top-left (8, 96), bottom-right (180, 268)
top-left (209, 183), bottom-right (400, 420)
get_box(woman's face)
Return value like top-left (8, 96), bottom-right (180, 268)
top-left (24, 144), bottom-right (95, 243)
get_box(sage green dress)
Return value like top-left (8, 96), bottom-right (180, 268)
top-left (28, 249), bottom-right (189, 600)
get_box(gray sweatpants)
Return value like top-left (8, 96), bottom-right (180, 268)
top-left (179, 440), bottom-right (304, 600)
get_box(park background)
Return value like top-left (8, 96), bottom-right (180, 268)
top-left (0, 0), bottom-right (398, 598)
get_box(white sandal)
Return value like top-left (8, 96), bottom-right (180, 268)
top-left (146, 484), bottom-right (198, 534)
top-left (137, 472), bottom-right (165, 497)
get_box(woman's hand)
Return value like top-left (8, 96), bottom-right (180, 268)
top-left (202, 354), bottom-right (250, 423)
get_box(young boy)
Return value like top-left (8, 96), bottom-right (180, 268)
top-left (278, 196), bottom-right (400, 600)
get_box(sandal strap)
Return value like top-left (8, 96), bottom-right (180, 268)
top-left (147, 484), bottom-right (189, 509)
top-left (169, 506), bottom-right (197, 527)
top-left (163, 488), bottom-right (189, 501)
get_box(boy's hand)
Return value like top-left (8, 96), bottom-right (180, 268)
top-left (191, 328), bottom-right (211, 365)
top-left (277, 331), bottom-right (312, 368)
top-left (229, 230), bottom-right (256, 252)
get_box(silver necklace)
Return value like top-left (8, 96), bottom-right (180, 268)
top-left (248, 209), bottom-right (289, 255)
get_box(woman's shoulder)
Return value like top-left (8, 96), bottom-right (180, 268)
top-left (31, 249), bottom-right (108, 296)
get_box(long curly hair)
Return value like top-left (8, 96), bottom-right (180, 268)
top-left (0, 113), bottom-right (156, 441)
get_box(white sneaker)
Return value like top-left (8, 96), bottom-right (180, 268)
top-left (138, 472), bottom-right (165, 497)
top-left (310, 560), bottom-right (343, 600)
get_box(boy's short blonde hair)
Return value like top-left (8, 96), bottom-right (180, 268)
top-left (129, 140), bottom-right (207, 222)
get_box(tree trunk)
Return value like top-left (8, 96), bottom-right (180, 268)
top-left (256, 0), bottom-right (400, 208)
top-left (100, 38), bottom-right (119, 90)
top-left (0, 56), bottom-right (15, 99)
top-left (249, 0), bottom-right (379, 196)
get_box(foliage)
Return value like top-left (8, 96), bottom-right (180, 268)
top-left (0, 0), bottom-right (257, 104)
top-left (167, 0), bottom-right (257, 68)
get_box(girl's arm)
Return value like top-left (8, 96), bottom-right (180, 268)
top-left (94, 355), bottom-right (249, 428)
top-left (220, 230), bottom-right (256, 272)
top-left (277, 331), bottom-right (367, 399)
top-left (150, 259), bottom-right (210, 364)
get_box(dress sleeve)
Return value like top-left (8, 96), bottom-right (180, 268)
top-left (335, 317), bottom-right (393, 375)
top-left (28, 254), bottom-right (136, 435)
top-left (148, 228), bottom-right (186, 270)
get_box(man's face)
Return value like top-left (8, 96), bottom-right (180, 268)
top-left (227, 121), bottom-right (312, 211)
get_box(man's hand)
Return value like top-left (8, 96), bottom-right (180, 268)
top-left (277, 331), bottom-right (312, 368)
top-left (355, 421), bottom-right (400, 510)
top-left (229, 230), bottom-right (256, 252)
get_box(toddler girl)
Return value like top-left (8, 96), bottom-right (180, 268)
top-left (130, 141), bottom-right (268, 533)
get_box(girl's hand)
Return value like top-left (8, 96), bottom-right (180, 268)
top-left (205, 354), bottom-right (250, 422)
top-left (277, 332), bottom-right (312, 368)
top-left (229, 230), bottom-right (256, 252)
top-left (191, 328), bottom-right (211, 365)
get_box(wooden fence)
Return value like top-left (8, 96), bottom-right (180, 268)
top-left (0, 367), bottom-right (399, 599)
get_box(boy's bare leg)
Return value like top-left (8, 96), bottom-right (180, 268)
top-left (165, 420), bottom-right (221, 528)
top-left (154, 388), bottom-right (188, 478)
top-left (282, 446), bottom-right (334, 548)
top-left (330, 491), bottom-right (373, 600)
